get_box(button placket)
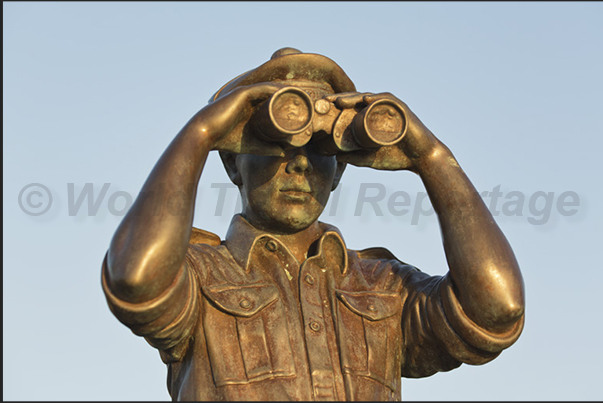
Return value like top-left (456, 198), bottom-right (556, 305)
top-left (299, 258), bottom-right (337, 399)
top-left (260, 237), bottom-right (299, 283)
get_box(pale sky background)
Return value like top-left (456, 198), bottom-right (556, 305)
top-left (3, 2), bottom-right (603, 401)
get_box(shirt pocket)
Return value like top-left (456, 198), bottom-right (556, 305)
top-left (335, 289), bottom-right (402, 392)
top-left (201, 282), bottom-right (295, 386)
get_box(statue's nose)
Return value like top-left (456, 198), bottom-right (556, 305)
top-left (286, 153), bottom-right (313, 174)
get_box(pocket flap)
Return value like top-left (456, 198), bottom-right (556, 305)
top-left (202, 283), bottom-right (279, 317)
top-left (336, 290), bottom-right (401, 321)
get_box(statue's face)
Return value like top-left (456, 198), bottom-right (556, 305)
top-left (235, 140), bottom-right (344, 234)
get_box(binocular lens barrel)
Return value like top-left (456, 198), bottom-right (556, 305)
top-left (253, 87), bottom-right (314, 142)
top-left (353, 99), bottom-right (407, 148)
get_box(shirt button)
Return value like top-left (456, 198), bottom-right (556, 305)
top-left (304, 274), bottom-right (315, 285)
top-left (309, 321), bottom-right (321, 332)
top-left (265, 240), bottom-right (278, 252)
top-left (367, 304), bottom-right (376, 312)
top-left (239, 299), bottom-right (252, 309)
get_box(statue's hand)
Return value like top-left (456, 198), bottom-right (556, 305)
top-left (190, 83), bottom-right (286, 156)
top-left (327, 92), bottom-right (444, 172)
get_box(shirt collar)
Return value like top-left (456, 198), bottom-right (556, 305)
top-left (224, 214), bottom-right (348, 275)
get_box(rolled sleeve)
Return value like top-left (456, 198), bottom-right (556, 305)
top-left (101, 251), bottom-right (200, 362)
top-left (434, 273), bottom-right (524, 357)
top-left (398, 267), bottom-right (524, 378)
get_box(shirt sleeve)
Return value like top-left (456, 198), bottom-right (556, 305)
top-left (396, 264), bottom-right (524, 378)
top-left (101, 245), bottom-right (208, 363)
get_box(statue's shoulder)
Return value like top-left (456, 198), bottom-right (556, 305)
top-left (189, 227), bottom-right (222, 246)
top-left (355, 246), bottom-right (402, 262)
top-left (353, 246), bottom-right (420, 273)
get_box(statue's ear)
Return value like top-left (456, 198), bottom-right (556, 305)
top-left (331, 161), bottom-right (346, 191)
top-left (219, 151), bottom-right (242, 186)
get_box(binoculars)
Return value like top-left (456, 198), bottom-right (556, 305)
top-left (250, 87), bottom-right (408, 154)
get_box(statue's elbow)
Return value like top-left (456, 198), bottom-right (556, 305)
top-left (489, 262), bottom-right (525, 326)
top-left (490, 290), bottom-right (525, 329)
top-left (500, 299), bottom-right (525, 324)
top-left (105, 253), bottom-right (160, 304)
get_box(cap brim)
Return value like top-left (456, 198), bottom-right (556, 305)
top-left (211, 53), bottom-right (356, 102)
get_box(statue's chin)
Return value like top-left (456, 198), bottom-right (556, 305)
top-left (273, 217), bottom-right (315, 234)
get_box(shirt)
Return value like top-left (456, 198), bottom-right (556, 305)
top-left (102, 214), bottom-right (524, 401)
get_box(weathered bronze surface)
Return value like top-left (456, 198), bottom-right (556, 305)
top-left (102, 47), bottom-right (525, 401)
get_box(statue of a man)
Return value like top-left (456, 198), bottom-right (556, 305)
top-left (102, 48), bottom-right (525, 401)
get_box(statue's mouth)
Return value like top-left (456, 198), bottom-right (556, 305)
top-left (280, 183), bottom-right (311, 193)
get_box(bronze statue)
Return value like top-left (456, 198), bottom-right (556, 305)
top-left (102, 47), bottom-right (525, 401)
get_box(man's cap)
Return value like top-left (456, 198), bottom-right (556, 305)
top-left (209, 47), bottom-right (356, 103)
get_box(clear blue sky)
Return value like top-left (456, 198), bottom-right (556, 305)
top-left (4, 2), bottom-right (603, 400)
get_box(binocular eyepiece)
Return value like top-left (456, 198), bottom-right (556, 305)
top-left (251, 87), bottom-right (408, 152)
